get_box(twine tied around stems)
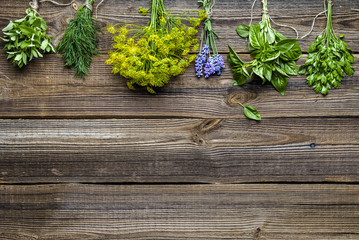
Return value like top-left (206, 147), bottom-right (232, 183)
top-left (29, 0), bottom-right (39, 13)
top-left (300, 10), bottom-right (327, 39)
top-left (39, 0), bottom-right (75, 6)
top-left (38, 0), bottom-right (104, 15)
top-left (84, 1), bottom-right (93, 11)
top-left (207, 0), bottom-right (215, 19)
top-left (249, 0), bottom-right (299, 39)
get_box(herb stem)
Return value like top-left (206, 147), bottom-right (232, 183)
top-left (261, 0), bottom-right (270, 24)
top-left (237, 102), bottom-right (245, 108)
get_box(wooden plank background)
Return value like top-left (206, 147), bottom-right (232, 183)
top-left (1, 0), bottom-right (359, 239)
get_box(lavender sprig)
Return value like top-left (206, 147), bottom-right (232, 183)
top-left (196, 0), bottom-right (224, 79)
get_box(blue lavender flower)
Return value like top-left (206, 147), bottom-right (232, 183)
top-left (213, 54), bottom-right (225, 75)
top-left (204, 57), bottom-right (215, 78)
top-left (195, 54), bottom-right (204, 78)
top-left (216, 54), bottom-right (225, 69)
top-left (201, 44), bottom-right (210, 57)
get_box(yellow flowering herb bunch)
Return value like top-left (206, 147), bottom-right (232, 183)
top-left (106, 0), bottom-right (206, 93)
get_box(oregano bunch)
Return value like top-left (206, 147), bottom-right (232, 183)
top-left (195, 0), bottom-right (225, 78)
top-left (57, 0), bottom-right (100, 79)
top-left (106, 0), bottom-right (206, 93)
top-left (299, 0), bottom-right (354, 95)
top-left (1, 5), bottom-right (55, 68)
top-left (228, 0), bottom-right (302, 95)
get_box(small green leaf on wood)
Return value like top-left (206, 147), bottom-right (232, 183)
top-left (238, 102), bottom-right (261, 121)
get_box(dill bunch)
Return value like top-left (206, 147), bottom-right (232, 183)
top-left (57, 0), bottom-right (100, 79)
top-left (1, 7), bottom-right (55, 68)
top-left (106, 0), bottom-right (206, 93)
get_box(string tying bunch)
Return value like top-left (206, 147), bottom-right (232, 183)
top-left (29, 0), bottom-right (39, 13)
top-left (249, 0), bottom-right (298, 39)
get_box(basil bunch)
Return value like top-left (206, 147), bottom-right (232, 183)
top-left (1, 8), bottom-right (55, 68)
top-left (298, 0), bottom-right (354, 95)
top-left (228, 1), bottom-right (302, 95)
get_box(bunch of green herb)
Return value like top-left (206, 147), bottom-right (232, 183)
top-left (195, 0), bottom-right (225, 78)
top-left (1, 5), bottom-right (55, 68)
top-left (299, 0), bottom-right (354, 95)
top-left (57, 0), bottom-right (100, 79)
top-left (106, 0), bottom-right (206, 93)
top-left (228, 0), bottom-right (302, 95)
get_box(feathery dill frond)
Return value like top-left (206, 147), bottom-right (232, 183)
top-left (56, 0), bottom-right (100, 79)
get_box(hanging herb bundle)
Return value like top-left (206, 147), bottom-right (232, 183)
top-left (106, 0), bottom-right (206, 93)
top-left (195, 0), bottom-right (225, 78)
top-left (56, 0), bottom-right (100, 79)
top-left (299, 0), bottom-right (354, 95)
top-left (228, 0), bottom-right (302, 95)
top-left (1, 0), bottom-right (55, 68)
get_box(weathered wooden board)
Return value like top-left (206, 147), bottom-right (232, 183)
top-left (1, 184), bottom-right (358, 239)
top-left (0, 0), bottom-right (358, 53)
top-left (1, 54), bottom-right (359, 119)
top-left (1, 118), bottom-right (358, 183)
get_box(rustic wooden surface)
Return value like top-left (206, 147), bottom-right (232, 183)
top-left (1, 0), bottom-right (359, 239)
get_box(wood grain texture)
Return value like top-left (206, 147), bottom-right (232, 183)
top-left (1, 184), bottom-right (359, 239)
top-left (0, 54), bottom-right (359, 119)
top-left (0, 0), bottom-right (358, 53)
top-left (1, 118), bottom-right (358, 184)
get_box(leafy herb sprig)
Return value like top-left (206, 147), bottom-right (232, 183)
top-left (228, 0), bottom-right (302, 95)
top-left (195, 0), bottom-right (225, 78)
top-left (1, 6), bottom-right (55, 68)
top-left (57, 0), bottom-right (100, 79)
top-left (299, 0), bottom-right (354, 95)
top-left (106, 0), bottom-right (206, 93)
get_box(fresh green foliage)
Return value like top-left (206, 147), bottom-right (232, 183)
top-left (106, 0), bottom-right (205, 93)
top-left (228, 0), bottom-right (302, 95)
top-left (56, 0), bottom-right (99, 79)
top-left (1, 8), bottom-right (55, 68)
top-left (299, 1), bottom-right (354, 95)
top-left (238, 102), bottom-right (261, 121)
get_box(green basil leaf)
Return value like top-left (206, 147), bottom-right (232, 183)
top-left (233, 71), bottom-right (247, 86)
top-left (275, 65), bottom-right (289, 77)
top-left (263, 64), bottom-right (273, 82)
top-left (275, 39), bottom-right (297, 53)
top-left (280, 43), bottom-right (302, 61)
top-left (228, 45), bottom-right (243, 66)
top-left (261, 50), bottom-right (280, 62)
top-left (298, 65), bottom-right (306, 75)
top-left (236, 25), bottom-right (250, 38)
top-left (243, 105), bottom-right (261, 121)
top-left (250, 50), bottom-right (261, 59)
top-left (271, 72), bottom-right (287, 95)
top-left (283, 60), bottom-right (298, 75)
top-left (267, 28), bottom-right (276, 44)
top-left (249, 24), bottom-right (262, 49)
top-left (253, 65), bottom-right (264, 80)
